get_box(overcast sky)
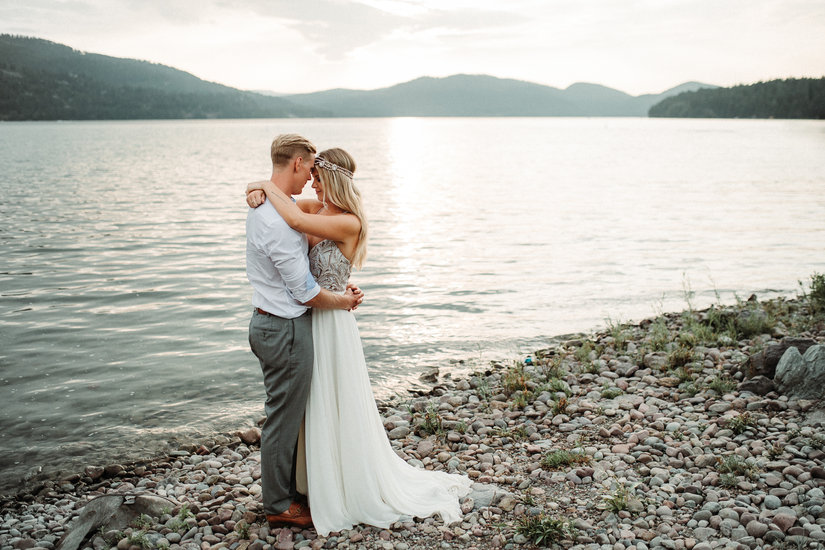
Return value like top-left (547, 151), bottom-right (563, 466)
top-left (2, 0), bottom-right (824, 95)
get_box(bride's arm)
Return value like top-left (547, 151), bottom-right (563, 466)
top-left (247, 180), bottom-right (360, 242)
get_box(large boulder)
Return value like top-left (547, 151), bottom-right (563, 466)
top-left (747, 338), bottom-right (816, 378)
top-left (774, 345), bottom-right (825, 400)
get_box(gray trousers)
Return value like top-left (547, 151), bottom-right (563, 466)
top-left (248, 308), bottom-right (313, 515)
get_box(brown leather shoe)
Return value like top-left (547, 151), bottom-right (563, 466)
top-left (266, 501), bottom-right (313, 528)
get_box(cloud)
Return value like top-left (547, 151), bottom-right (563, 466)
top-left (236, 0), bottom-right (528, 60)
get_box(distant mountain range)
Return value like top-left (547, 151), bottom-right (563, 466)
top-left (1, 34), bottom-right (716, 120)
top-left (279, 76), bottom-right (712, 117)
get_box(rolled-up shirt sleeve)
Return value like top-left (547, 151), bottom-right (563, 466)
top-left (260, 223), bottom-right (321, 304)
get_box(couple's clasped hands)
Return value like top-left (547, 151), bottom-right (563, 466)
top-left (345, 283), bottom-right (364, 311)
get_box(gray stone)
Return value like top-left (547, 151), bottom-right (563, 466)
top-left (764, 495), bottom-right (782, 509)
top-left (692, 527), bottom-right (716, 541)
top-left (719, 508), bottom-right (739, 521)
top-left (775, 345), bottom-right (825, 399)
top-left (388, 426), bottom-right (410, 439)
top-left (468, 483), bottom-right (502, 509)
top-left (692, 510), bottom-right (712, 522)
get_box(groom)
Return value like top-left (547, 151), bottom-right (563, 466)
top-left (247, 134), bottom-right (363, 528)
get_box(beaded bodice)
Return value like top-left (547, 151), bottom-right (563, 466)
top-left (309, 240), bottom-right (351, 292)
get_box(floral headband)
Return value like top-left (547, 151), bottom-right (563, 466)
top-left (314, 156), bottom-right (353, 179)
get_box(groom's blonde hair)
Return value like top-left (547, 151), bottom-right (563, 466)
top-left (271, 134), bottom-right (316, 167)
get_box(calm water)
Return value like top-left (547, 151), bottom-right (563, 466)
top-left (1, 117), bottom-right (824, 494)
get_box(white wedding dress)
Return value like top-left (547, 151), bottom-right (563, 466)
top-left (299, 239), bottom-right (472, 536)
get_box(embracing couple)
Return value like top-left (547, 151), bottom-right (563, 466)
top-left (245, 134), bottom-right (472, 536)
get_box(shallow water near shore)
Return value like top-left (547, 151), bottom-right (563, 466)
top-left (1, 117), bottom-right (824, 495)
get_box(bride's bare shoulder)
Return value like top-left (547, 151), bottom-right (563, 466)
top-left (297, 199), bottom-right (323, 213)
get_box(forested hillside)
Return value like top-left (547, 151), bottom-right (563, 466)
top-left (0, 35), bottom-right (322, 120)
top-left (649, 78), bottom-right (825, 119)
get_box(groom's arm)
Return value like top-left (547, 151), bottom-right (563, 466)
top-left (304, 287), bottom-right (363, 311)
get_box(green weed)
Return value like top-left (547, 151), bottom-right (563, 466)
top-left (707, 374), bottom-right (737, 395)
top-left (717, 455), bottom-right (759, 480)
top-left (726, 413), bottom-right (756, 435)
top-left (541, 449), bottom-right (590, 470)
top-left (667, 345), bottom-right (695, 370)
top-left (418, 402), bottom-right (444, 436)
top-left (515, 515), bottom-right (577, 546)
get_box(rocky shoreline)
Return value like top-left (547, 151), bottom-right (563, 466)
top-left (2, 290), bottom-right (825, 550)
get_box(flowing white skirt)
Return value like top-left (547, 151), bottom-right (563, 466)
top-left (302, 308), bottom-right (472, 536)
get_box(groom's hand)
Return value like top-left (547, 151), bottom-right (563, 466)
top-left (345, 283), bottom-right (364, 311)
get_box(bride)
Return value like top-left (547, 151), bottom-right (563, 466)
top-left (246, 148), bottom-right (472, 536)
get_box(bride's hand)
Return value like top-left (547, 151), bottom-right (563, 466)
top-left (346, 283), bottom-right (364, 311)
top-left (246, 189), bottom-right (266, 208)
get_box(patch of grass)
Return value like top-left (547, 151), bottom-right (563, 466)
top-left (707, 374), bottom-right (737, 395)
top-left (515, 515), bottom-right (577, 546)
top-left (605, 316), bottom-right (628, 351)
top-left (128, 531), bottom-right (151, 550)
top-left (575, 341), bottom-right (595, 363)
top-left (766, 442), bottom-right (784, 460)
top-left (649, 318), bottom-right (671, 351)
top-left (502, 361), bottom-right (530, 395)
top-left (550, 396), bottom-right (568, 416)
top-left (511, 392), bottom-right (529, 410)
top-left (545, 378), bottom-right (571, 397)
top-left (539, 353), bottom-right (566, 380)
top-left (510, 426), bottom-right (530, 441)
top-left (674, 366), bottom-right (693, 383)
top-left (418, 402), bottom-right (444, 436)
top-left (476, 377), bottom-right (492, 403)
top-left (540, 449), bottom-right (590, 470)
top-left (167, 504), bottom-right (194, 532)
top-left (678, 381), bottom-right (700, 397)
top-left (667, 345), bottom-right (695, 370)
top-left (735, 304), bottom-right (775, 339)
top-left (132, 514), bottom-right (153, 530)
top-left (521, 491), bottom-right (536, 507)
top-left (677, 328), bottom-right (698, 349)
top-left (800, 271), bottom-right (825, 317)
top-left (601, 484), bottom-right (630, 513)
top-left (235, 521), bottom-right (250, 539)
top-left (720, 473), bottom-right (738, 488)
top-left (717, 455), bottom-right (759, 480)
top-left (726, 413), bottom-right (756, 435)
top-left (454, 420), bottom-right (468, 434)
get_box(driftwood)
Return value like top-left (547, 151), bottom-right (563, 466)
top-left (56, 494), bottom-right (174, 550)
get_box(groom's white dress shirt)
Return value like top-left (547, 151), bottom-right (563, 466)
top-left (246, 199), bottom-right (320, 318)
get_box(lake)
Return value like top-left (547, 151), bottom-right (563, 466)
top-left (1, 117), bottom-right (824, 494)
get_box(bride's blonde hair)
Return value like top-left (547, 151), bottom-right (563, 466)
top-left (316, 148), bottom-right (368, 269)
